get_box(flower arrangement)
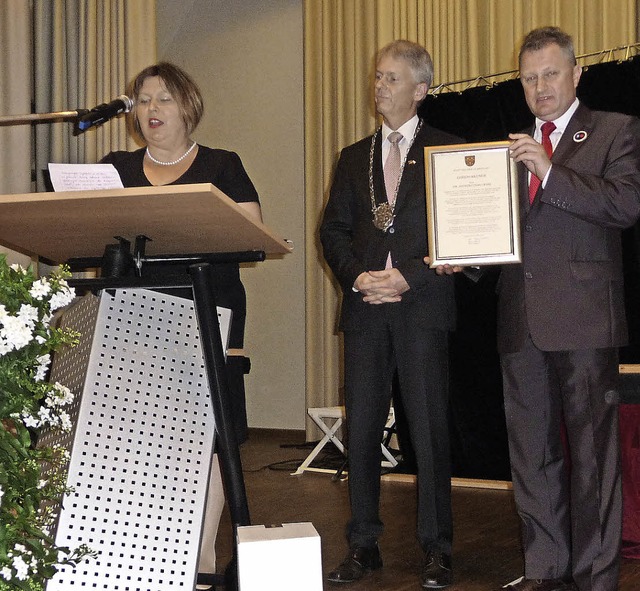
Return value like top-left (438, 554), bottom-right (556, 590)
top-left (0, 256), bottom-right (92, 591)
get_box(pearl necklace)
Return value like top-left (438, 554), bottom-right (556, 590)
top-left (146, 141), bottom-right (197, 166)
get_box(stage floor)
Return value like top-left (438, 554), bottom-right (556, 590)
top-left (213, 429), bottom-right (640, 591)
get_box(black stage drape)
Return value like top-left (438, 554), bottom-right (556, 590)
top-left (408, 56), bottom-right (640, 480)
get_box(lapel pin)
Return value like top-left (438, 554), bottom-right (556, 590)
top-left (573, 130), bottom-right (588, 142)
top-left (408, 160), bottom-right (416, 165)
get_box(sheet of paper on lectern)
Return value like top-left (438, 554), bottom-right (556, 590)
top-left (48, 163), bottom-right (124, 192)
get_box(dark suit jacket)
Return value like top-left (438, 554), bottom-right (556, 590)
top-left (496, 104), bottom-right (640, 353)
top-left (320, 123), bottom-right (462, 332)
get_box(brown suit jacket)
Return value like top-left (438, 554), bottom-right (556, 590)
top-left (496, 104), bottom-right (640, 353)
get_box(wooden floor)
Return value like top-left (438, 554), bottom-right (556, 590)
top-left (215, 429), bottom-right (640, 591)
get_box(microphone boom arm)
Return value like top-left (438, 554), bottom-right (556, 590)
top-left (0, 109), bottom-right (89, 126)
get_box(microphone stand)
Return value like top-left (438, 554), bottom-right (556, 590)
top-left (0, 109), bottom-right (88, 125)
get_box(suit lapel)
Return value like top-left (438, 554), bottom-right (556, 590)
top-left (521, 122), bottom-right (541, 213)
top-left (526, 104), bottom-right (593, 213)
top-left (551, 104), bottom-right (594, 165)
top-left (519, 159), bottom-right (532, 216)
top-left (370, 130), bottom-right (388, 205)
top-left (393, 124), bottom-right (427, 210)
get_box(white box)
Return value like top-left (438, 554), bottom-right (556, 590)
top-left (237, 522), bottom-right (323, 591)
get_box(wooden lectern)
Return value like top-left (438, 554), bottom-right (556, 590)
top-left (0, 183), bottom-right (292, 590)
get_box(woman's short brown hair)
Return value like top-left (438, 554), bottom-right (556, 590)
top-left (128, 62), bottom-right (204, 139)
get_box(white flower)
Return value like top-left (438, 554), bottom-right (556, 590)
top-left (49, 285), bottom-right (75, 311)
top-left (29, 278), bottom-right (51, 300)
top-left (21, 413), bottom-right (40, 429)
top-left (51, 382), bottom-right (74, 405)
top-left (59, 411), bottom-right (72, 432)
top-left (0, 484), bottom-right (4, 505)
top-left (1, 315), bottom-right (33, 351)
top-left (37, 406), bottom-right (52, 426)
top-left (0, 566), bottom-right (12, 581)
top-left (11, 555), bottom-right (29, 580)
top-left (35, 354), bottom-right (51, 381)
top-left (9, 263), bottom-right (26, 274)
top-left (17, 304), bottom-right (39, 327)
top-left (38, 479), bottom-right (48, 489)
top-left (0, 338), bottom-right (11, 355)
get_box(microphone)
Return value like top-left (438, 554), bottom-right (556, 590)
top-left (77, 95), bottom-right (133, 132)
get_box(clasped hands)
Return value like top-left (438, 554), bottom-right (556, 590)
top-left (354, 268), bottom-right (409, 304)
top-left (355, 258), bottom-right (465, 305)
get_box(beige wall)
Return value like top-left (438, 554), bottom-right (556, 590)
top-left (157, 0), bottom-right (306, 430)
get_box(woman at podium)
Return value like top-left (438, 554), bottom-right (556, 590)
top-left (100, 62), bottom-right (262, 586)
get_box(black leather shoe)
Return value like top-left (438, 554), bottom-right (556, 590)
top-left (327, 544), bottom-right (382, 584)
top-left (421, 550), bottom-right (452, 588)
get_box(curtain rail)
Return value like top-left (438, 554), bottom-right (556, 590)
top-left (431, 42), bottom-right (640, 95)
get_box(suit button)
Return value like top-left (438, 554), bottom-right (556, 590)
top-left (525, 225), bottom-right (532, 231)
top-left (388, 227), bottom-right (395, 234)
top-left (525, 272), bottom-right (533, 279)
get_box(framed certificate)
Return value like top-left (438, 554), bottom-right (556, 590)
top-left (424, 141), bottom-right (521, 267)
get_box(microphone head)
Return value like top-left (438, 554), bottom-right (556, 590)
top-left (75, 95), bottom-right (134, 133)
top-left (118, 95), bottom-right (134, 112)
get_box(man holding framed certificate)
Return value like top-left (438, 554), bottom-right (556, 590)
top-left (495, 27), bottom-right (640, 591)
top-left (432, 27), bottom-right (640, 591)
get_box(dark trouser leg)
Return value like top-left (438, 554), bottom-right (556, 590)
top-left (501, 337), bottom-right (572, 580)
top-left (392, 321), bottom-right (452, 553)
top-left (553, 347), bottom-right (621, 591)
top-left (501, 338), bottom-right (621, 589)
top-left (343, 328), bottom-right (395, 548)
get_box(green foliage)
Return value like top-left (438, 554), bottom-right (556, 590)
top-left (0, 257), bottom-right (93, 589)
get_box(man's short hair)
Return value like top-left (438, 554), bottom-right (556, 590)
top-left (377, 39), bottom-right (434, 88)
top-left (519, 26), bottom-right (577, 66)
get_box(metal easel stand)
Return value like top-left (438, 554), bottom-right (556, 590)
top-left (68, 242), bottom-right (263, 591)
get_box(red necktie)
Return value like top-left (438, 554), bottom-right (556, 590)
top-left (528, 121), bottom-right (556, 204)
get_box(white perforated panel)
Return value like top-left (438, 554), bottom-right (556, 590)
top-left (43, 289), bottom-right (231, 591)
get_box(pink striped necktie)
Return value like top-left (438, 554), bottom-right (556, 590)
top-left (384, 131), bottom-right (403, 269)
top-left (384, 131), bottom-right (403, 202)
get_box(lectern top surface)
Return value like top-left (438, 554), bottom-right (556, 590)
top-left (0, 183), bottom-right (292, 263)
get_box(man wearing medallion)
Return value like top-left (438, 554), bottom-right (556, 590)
top-left (320, 39), bottom-right (462, 588)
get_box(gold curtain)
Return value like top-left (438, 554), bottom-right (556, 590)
top-left (32, 0), bottom-right (157, 190)
top-left (303, 0), bottom-right (638, 436)
top-left (0, 0), bottom-right (34, 267)
top-left (0, 0), bottom-right (32, 196)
